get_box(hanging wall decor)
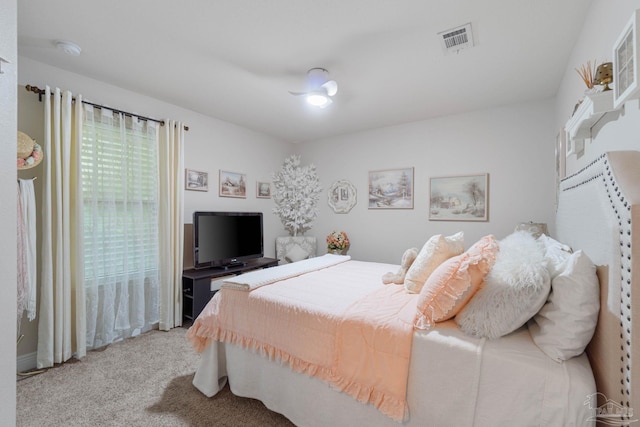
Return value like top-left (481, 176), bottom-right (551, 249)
top-left (368, 167), bottom-right (414, 209)
top-left (219, 170), bottom-right (247, 198)
top-left (429, 173), bottom-right (489, 222)
top-left (328, 180), bottom-right (357, 213)
top-left (185, 169), bottom-right (208, 191)
top-left (613, 9), bottom-right (640, 108)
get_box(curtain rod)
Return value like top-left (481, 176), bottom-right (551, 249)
top-left (25, 85), bottom-right (189, 131)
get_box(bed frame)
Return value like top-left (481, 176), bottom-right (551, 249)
top-left (556, 151), bottom-right (640, 426)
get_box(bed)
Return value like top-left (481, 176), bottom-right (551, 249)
top-left (187, 150), bottom-right (640, 427)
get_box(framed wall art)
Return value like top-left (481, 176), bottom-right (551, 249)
top-left (556, 130), bottom-right (566, 211)
top-left (256, 181), bottom-right (271, 199)
top-left (613, 9), bottom-right (640, 109)
top-left (429, 173), bottom-right (489, 221)
top-left (328, 179), bottom-right (357, 213)
top-left (219, 170), bottom-right (247, 198)
top-left (185, 169), bottom-right (208, 192)
top-left (556, 130), bottom-right (566, 180)
top-left (368, 167), bottom-right (414, 209)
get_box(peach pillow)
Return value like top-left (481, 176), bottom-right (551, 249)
top-left (414, 235), bottom-right (499, 330)
top-left (404, 232), bottom-right (464, 294)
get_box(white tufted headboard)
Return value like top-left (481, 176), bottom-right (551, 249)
top-left (556, 151), bottom-right (640, 425)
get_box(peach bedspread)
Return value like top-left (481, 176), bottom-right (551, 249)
top-left (186, 260), bottom-right (416, 420)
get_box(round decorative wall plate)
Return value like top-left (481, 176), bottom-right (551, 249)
top-left (328, 180), bottom-right (357, 214)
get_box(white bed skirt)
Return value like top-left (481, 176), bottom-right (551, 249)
top-left (193, 322), bottom-right (595, 427)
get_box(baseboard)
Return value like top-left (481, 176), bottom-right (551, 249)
top-left (17, 351), bottom-right (37, 372)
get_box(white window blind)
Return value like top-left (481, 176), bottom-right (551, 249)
top-left (81, 114), bottom-right (159, 281)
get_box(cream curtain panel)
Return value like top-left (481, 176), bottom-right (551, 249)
top-left (158, 120), bottom-right (184, 330)
top-left (36, 87), bottom-right (183, 367)
top-left (37, 87), bottom-right (86, 368)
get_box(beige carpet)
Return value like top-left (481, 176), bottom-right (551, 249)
top-left (16, 327), bottom-right (295, 427)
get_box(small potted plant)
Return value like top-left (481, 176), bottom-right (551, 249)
top-left (326, 230), bottom-right (350, 255)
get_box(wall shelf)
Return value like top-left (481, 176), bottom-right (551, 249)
top-left (565, 90), bottom-right (615, 144)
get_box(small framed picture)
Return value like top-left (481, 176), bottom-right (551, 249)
top-left (613, 9), bottom-right (640, 108)
top-left (219, 170), bottom-right (247, 198)
top-left (368, 167), bottom-right (414, 209)
top-left (556, 130), bottom-right (566, 180)
top-left (185, 169), bottom-right (208, 192)
top-left (256, 181), bottom-right (271, 199)
top-left (429, 174), bottom-right (489, 222)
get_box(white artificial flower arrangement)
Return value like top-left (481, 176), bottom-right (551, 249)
top-left (272, 155), bottom-right (322, 236)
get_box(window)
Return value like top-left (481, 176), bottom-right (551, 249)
top-left (81, 106), bottom-right (159, 348)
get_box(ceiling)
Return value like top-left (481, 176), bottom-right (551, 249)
top-left (18, 1), bottom-right (592, 143)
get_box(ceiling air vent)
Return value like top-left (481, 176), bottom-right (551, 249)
top-left (438, 23), bottom-right (474, 55)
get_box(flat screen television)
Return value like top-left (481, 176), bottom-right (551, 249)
top-left (193, 211), bottom-right (264, 269)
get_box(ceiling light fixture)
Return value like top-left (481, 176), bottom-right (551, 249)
top-left (289, 68), bottom-right (338, 108)
top-left (306, 91), bottom-right (332, 108)
top-left (55, 40), bottom-right (82, 56)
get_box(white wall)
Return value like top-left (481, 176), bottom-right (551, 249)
top-left (298, 99), bottom-right (557, 263)
top-left (0, 0), bottom-right (17, 423)
top-left (556, 0), bottom-right (640, 174)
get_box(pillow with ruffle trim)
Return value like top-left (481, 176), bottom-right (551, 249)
top-left (404, 232), bottom-right (464, 294)
top-left (414, 235), bottom-right (498, 330)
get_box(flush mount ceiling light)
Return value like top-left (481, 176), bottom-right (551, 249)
top-left (289, 68), bottom-right (338, 108)
top-left (55, 40), bottom-right (82, 56)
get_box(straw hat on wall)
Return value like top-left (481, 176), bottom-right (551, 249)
top-left (17, 131), bottom-right (43, 170)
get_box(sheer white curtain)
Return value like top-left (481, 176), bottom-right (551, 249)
top-left (82, 105), bottom-right (160, 349)
top-left (37, 87), bottom-right (86, 368)
top-left (158, 120), bottom-right (184, 330)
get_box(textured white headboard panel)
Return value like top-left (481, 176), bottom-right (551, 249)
top-left (556, 151), bottom-right (640, 424)
top-left (556, 158), bottom-right (621, 313)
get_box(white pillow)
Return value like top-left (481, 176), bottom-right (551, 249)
top-left (538, 234), bottom-right (572, 279)
top-left (404, 232), bottom-right (464, 294)
top-left (456, 231), bottom-right (550, 339)
top-left (285, 244), bottom-right (310, 263)
top-left (528, 250), bottom-right (600, 361)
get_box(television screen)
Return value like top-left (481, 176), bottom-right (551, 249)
top-left (193, 211), bottom-right (263, 269)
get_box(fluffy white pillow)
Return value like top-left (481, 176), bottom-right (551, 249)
top-left (456, 231), bottom-right (551, 339)
top-left (285, 244), bottom-right (310, 263)
top-left (404, 232), bottom-right (464, 294)
top-left (538, 234), bottom-right (573, 279)
top-left (528, 250), bottom-right (600, 361)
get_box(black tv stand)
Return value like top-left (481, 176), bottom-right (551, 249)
top-left (182, 257), bottom-right (278, 323)
top-left (221, 261), bottom-right (246, 270)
